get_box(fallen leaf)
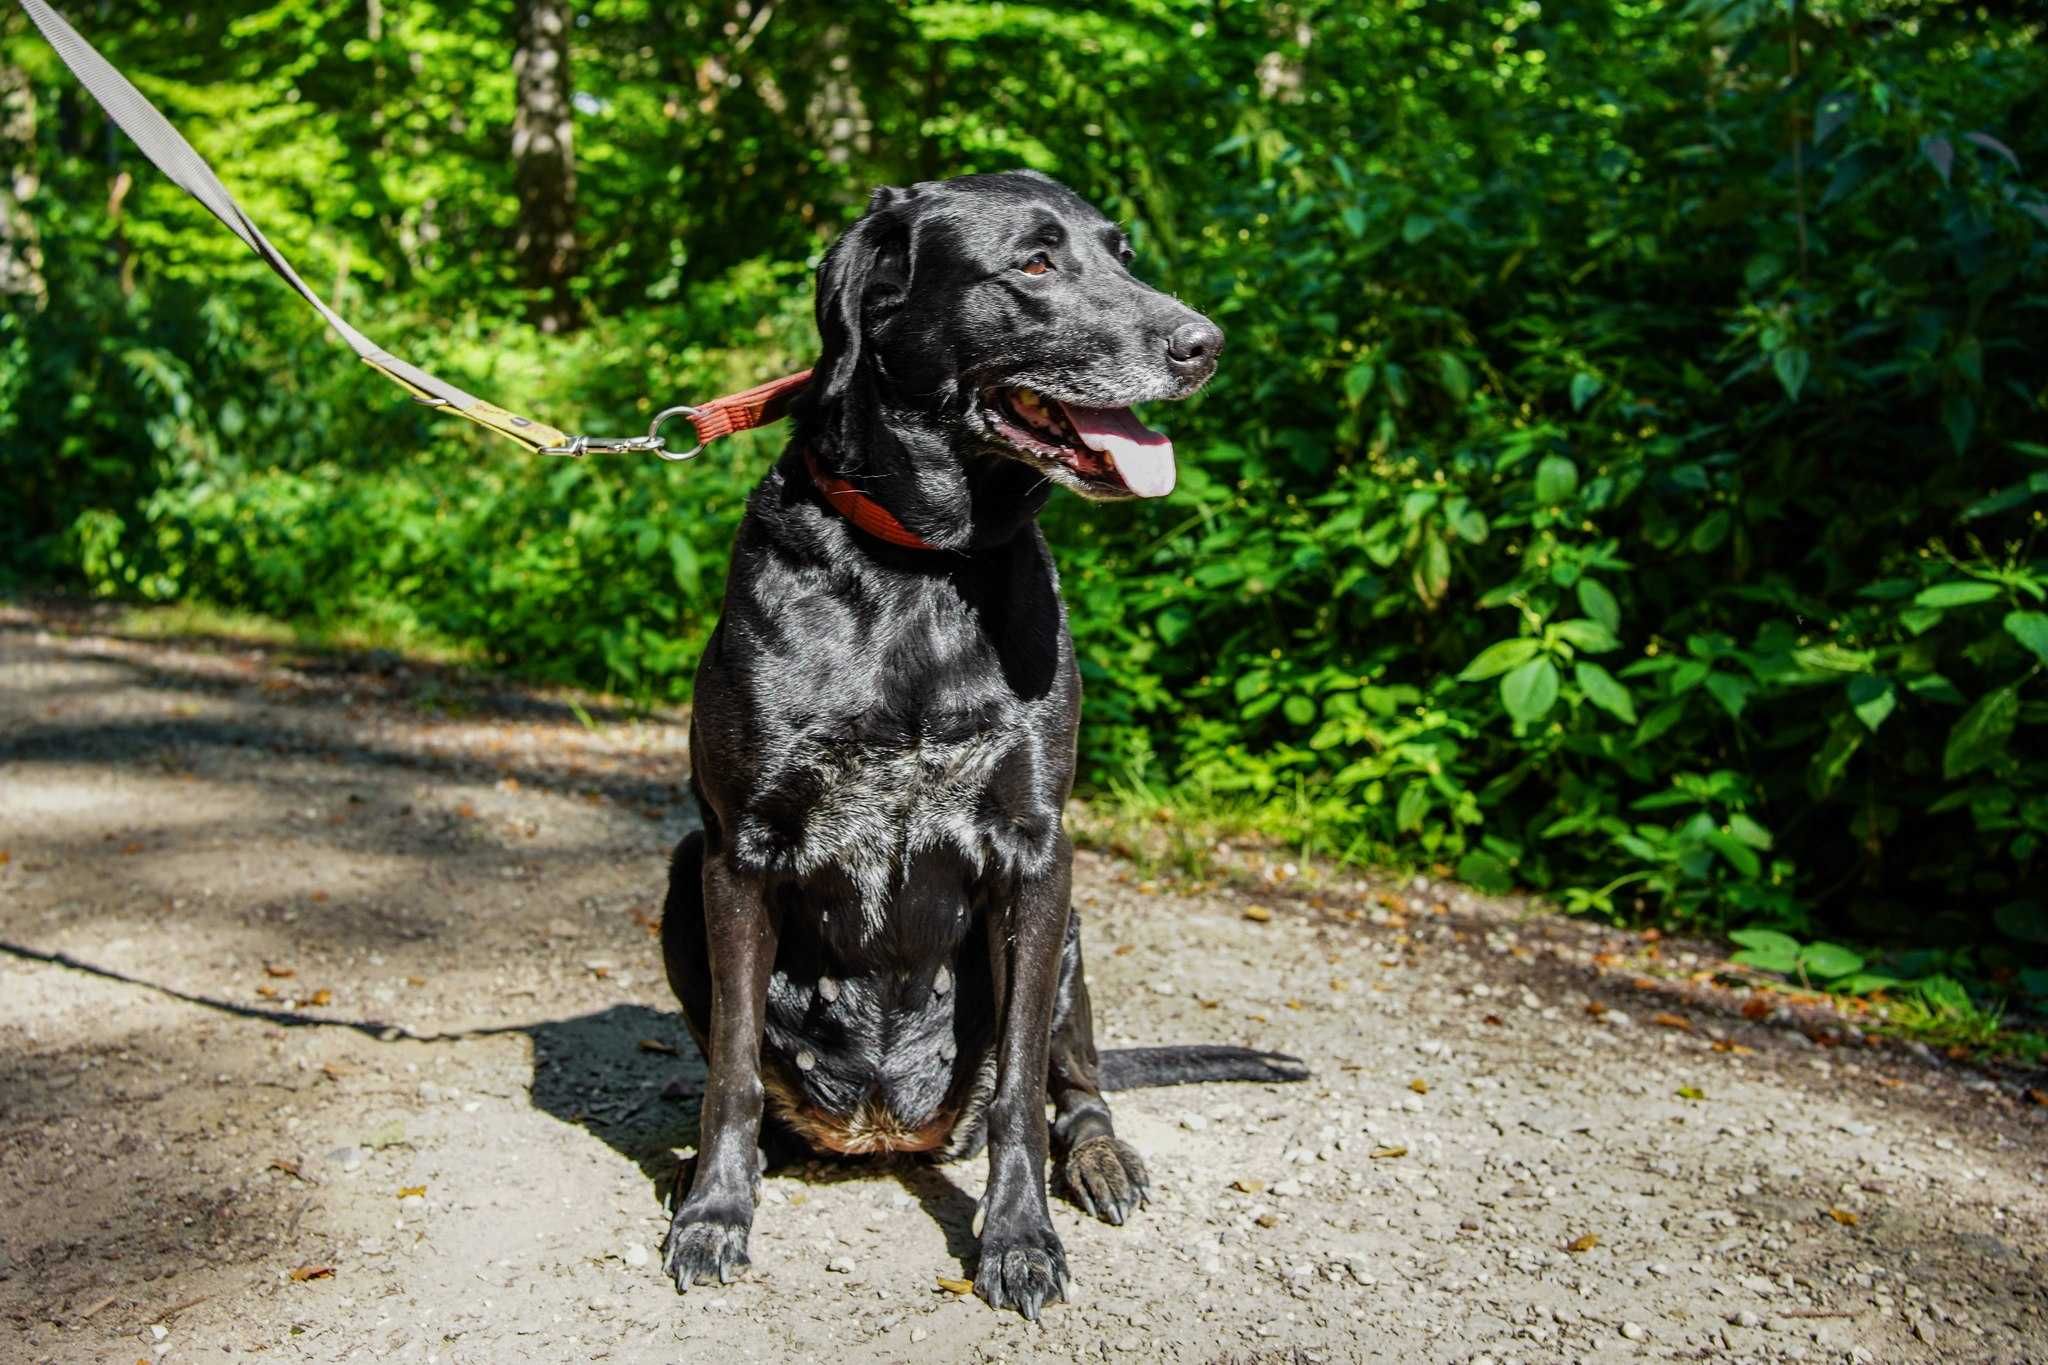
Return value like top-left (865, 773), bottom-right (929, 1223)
top-left (1112, 943), bottom-right (1135, 956)
top-left (1565, 1233), bottom-right (1599, 1253)
top-left (310, 890), bottom-right (329, 903)
top-left (288, 1265), bottom-right (334, 1283)
top-left (1329, 978), bottom-right (1347, 992)
top-left (0, 850), bottom-right (10, 865)
top-left (1254, 1213), bottom-right (1280, 1228)
top-left (120, 842), bottom-right (144, 855)
top-left (1652, 1012), bottom-right (1693, 1032)
top-left (269, 1158), bottom-right (302, 1178)
top-left (2027, 1089), bottom-right (2048, 1107)
top-left (1231, 1178), bottom-right (1265, 1194)
top-left (307, 989), bottom-right (333, 1007)
top-left (256, 985), bottom-right (280, 1000)
top-left (1827, 1207), bottom-right (1860, 1226)
top-left (1409, 1078), bottom-right (1429, 1095)
top-left (264, 964), bottom-right (297, 980)
top-left (1243, 905), bottom-right (1273, 923)
top-left (1284, 998), bottom-right (1305, 1010)
top-left (1741, 996), bottom-right (1772, 1020)
top-left (936, 1276), bottom-right (973, 1295)
top-left (397, 1185), bottom-right (426, 1199)
top-left (1676, 1085), bottom-right (1706, 1101)
top-left (1631, 977), bottom-right (1659, 991)
top-left (455, 802), bottom-right (477, 819)
top-left (1583, 1001), bottom-right (1608, 1018)
top-left (1369, 1144), bottom-right (1407, 1160)
top-left (1196, 997), bottom-right (1220, 1010)
top-left (406, 975), bottom-right (427, 988)
top-left (1710, 1040), bottom-right (1756, 1055)
top-left (1482, 1013), bottom-right (1505, 1026)
top-left (320, 1062), bottom-right (353, 1082)
top-left (638, 1039), bottom-right (679, 1056)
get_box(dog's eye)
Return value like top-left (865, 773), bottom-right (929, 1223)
top-left (1019, 252), bottom-right (1054, 276)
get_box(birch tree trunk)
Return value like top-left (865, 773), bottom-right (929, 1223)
top-left (0, 59), bottom-right (44, 310)
top-left (512, 0), bottom-right (577, 332)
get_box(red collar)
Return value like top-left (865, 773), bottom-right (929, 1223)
top-left (802, 448), bottom-right (940, 551)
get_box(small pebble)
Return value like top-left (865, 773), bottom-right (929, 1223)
top-left (827, 1255), bottom-right (855, 1274)
top-left (624, 1243), bottom-right (650, 1269)
top-left (1620, 1321), bottom-right (1647, 1342)
top-left (818, 977), bottom-right (840, 1003)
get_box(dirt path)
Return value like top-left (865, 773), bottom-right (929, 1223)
top-left (2, 599), bottom-right (2044, 1365)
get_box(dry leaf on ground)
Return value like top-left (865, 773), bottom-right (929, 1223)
top-left (1565, 1233), bottom-right (1599, 1253)
top-left (288, 1265), bottom-right (334, 1283)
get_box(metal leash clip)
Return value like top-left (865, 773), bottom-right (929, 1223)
top-left (541, 405), bottom-right (706, 461)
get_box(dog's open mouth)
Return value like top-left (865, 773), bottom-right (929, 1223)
top-left (983, 388), bottom-right (1177, 498)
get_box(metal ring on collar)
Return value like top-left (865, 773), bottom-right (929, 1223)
top-left (648, 405), bottom-right (705, 462)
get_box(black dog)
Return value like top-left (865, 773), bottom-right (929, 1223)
top-left (658, 170), bottom-right (1304, 1319)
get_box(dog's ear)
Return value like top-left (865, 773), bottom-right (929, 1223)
top-left (813, 186), bottom-right (916, 400)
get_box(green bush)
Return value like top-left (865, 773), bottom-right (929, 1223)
top-left (4, 1), bottom-right (2044, 983)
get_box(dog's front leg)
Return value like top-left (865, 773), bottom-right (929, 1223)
top-left (974, 837), bottom-right (1074, 1320)
top-left (664, 852), bottom-right (779, 1291)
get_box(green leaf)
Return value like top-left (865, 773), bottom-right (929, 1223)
top-left (1703, 672), bottom-right (1752, 719)
top-left (1455, 850), bottom-right (1512, 893)
top-left (1833, 973), bottom-right (1903, 997)
top-left (1704, 830), bottom-right (1761, 877)
top-left (1914, 580), bottom-right (2000, 609)
top-left (1501, 657), bottom-right (1560, 725)
top-left (1436, 352), bottom-right (1472, 403)
top-left (1728, 928), bottom-right (1798, 974)
top-left (1772, 346), bottom-right (1810, 401)
top-left (1573, 661), bottom-right (1636, 723)
top-left (1797, 942), bottom-right (1864, 979)
top-left (1942, 684), bottom-right (2018, 779)
top-left (1342, 360), bottom-right (1377, 403)
top-left (1534, 455), bottom-right (1579, 504)
top-left (1576, 578), bottom-right (1620, 633)
top-left (1726, 812), bottom-right (1773, 849)
top-left (1569, 372), bottom-right (1603, 412)
top-left (1459, 637), bottom-right (1541, 681)
top-left (1396, 781), bottom-right (1429, 833)
top-left (1552, 618), bottom-right (1619, 653)
top-left (1991, 900), bottom-right (2048, 945)
top-left (1846, 675), bottom-right (1895, 732)
top-left (2004, 610), bottom-right (2048, 665)
top-left (1792, 643), bottom-right (1876, 674)
top-left (1282, 695), bottom-right (1316, 726)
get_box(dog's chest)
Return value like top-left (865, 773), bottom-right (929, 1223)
top-left (733, 591), bottom-right (1058, 923)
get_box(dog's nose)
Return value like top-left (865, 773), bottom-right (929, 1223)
top-left (1167, 318), bottom-right (1225, 366)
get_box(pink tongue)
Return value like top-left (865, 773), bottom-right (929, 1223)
top-left (1058, 401), bottom-right (1176, 497)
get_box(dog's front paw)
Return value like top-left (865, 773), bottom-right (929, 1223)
top-left (662, 1206), bottom-right (753, 1290)
top-left (1063, 1135), bottom-right (1150, 1226)
top-left (974, 1223), bottom-right (1070, 1321)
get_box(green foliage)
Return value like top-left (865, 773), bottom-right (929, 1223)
top-left (4, 0), bottom-right (2046, 992)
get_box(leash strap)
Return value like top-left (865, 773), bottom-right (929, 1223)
top-left (15, 0), bottom-right (810, 459)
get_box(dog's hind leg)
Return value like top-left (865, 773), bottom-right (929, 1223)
top-left (1047, 909), bottom-right (1150, 1226)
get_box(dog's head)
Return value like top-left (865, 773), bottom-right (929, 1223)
top-left (803, 171), bottom-right (1223, 503)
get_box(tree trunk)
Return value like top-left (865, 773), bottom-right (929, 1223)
top-left (0, 58), bottom-right (44, 310)
top-left (512, 0), bottom-right (577, 333)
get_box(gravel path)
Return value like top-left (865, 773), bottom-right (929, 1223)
top-left (2, 599), bottom-right (2045, 1365)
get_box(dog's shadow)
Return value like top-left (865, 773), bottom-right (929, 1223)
top-left (527, 1003), bottom-right (982, 1267)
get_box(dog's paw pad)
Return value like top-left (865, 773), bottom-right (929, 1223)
top-left (662, 1212), bottom-right (752, 1291)
top-left (1063, 1135), bottom-right (1150, 1226)
top-left (974, 1229), bottom-right (1069, 1322)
